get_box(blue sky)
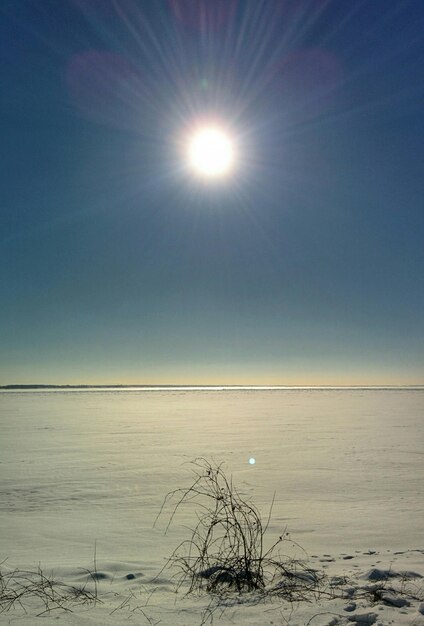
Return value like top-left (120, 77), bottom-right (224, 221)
top-left (1, 0), bottom-right (423, 385)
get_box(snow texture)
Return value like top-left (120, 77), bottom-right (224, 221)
top-left (1, 387), bottom-right (423, 624)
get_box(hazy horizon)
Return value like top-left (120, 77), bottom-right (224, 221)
top-left (2, 379), bottom-right (424, 389)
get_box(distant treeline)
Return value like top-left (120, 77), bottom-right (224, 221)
top-left (1, 384), bottom-right (422, 391)
top-left (0, 384), bottom-right (176, 390)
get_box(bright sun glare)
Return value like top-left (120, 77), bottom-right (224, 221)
top-left (188, 126), bottom-right (234, 178)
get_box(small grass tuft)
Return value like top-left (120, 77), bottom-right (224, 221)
top-left (0, 565), bottom-right (99, 616)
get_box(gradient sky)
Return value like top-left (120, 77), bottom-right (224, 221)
top-left (1, 0), bottom-right (423, 385)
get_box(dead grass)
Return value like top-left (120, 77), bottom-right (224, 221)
top-left (0, 564), bottom-right (99, 616)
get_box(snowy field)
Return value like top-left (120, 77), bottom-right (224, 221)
top-left (1, 387), bottom-right (424, 625)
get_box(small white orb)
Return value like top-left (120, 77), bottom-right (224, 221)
top-left (188, 126), bottom-right (234, 178)
top-left (248, 457), bottom-right (256, 465)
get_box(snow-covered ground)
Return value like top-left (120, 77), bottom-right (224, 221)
top-left (1, 388), bottom-right (423, 625)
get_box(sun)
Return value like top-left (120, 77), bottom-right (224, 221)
top-left (188, 126), bottom-right (234, 178)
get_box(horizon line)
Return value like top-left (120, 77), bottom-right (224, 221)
top-left (1, 383), bottom-right (423, 391)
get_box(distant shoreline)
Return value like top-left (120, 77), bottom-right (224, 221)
top-left (0, 384), bottom-right (180, 390)
top-left (1, 384), bottom-right (423, 391)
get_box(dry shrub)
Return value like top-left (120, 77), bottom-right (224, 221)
top-left (155, 458), bottom-right (323, 600)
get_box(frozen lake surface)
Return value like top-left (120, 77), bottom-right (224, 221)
top-left (1, 388), bottom-right (424, 624)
